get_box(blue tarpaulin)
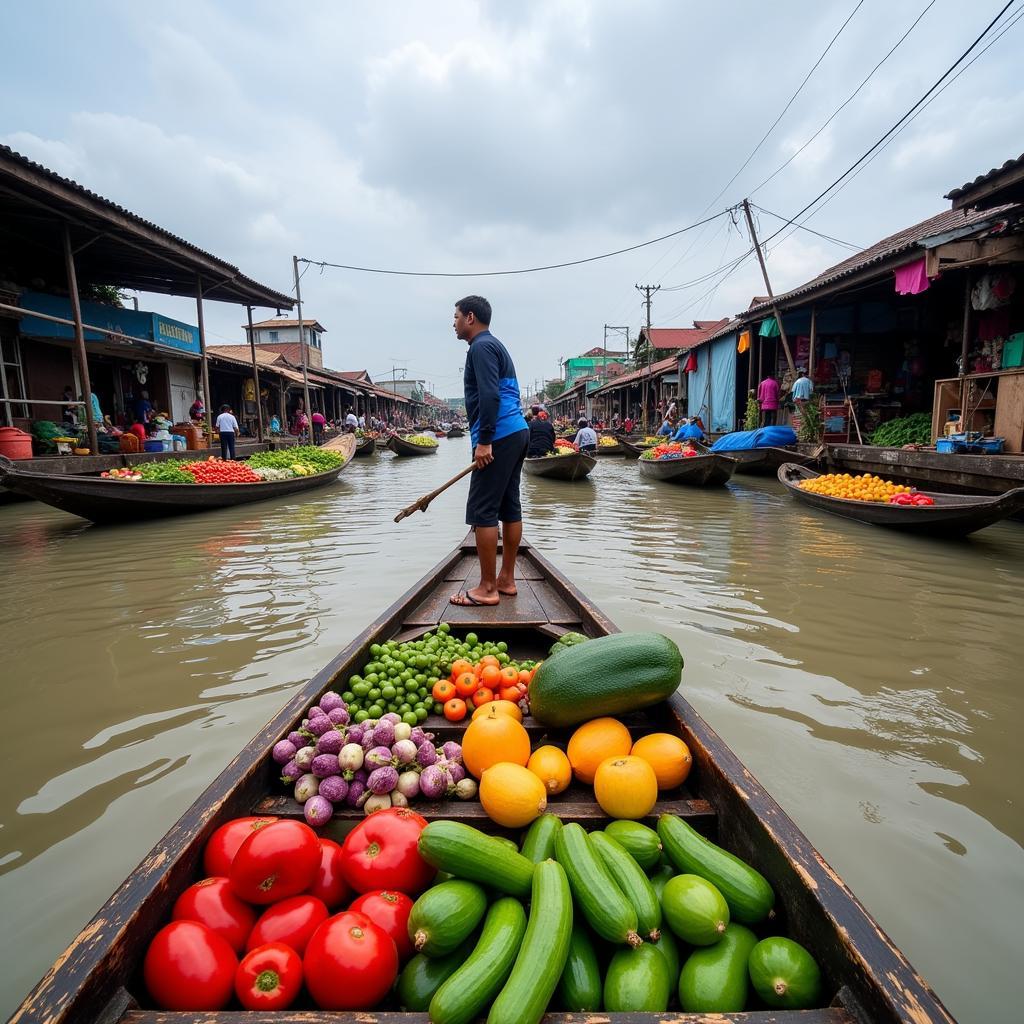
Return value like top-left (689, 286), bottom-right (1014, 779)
top-left (687, 345), bottom-right (710, 422)
top-left (710, 426), bottom-right (797, 451)
top-left (710, 335), bottom-right (736, 432)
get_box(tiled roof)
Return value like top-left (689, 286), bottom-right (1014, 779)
top-left (207, 344), bottom-right (288, 366)
top-left (591, 356), bottom-right (677, 394)
top-left (946, 154), bottom-right (1024, 201)
top-left (646, 321), bottom-right (730, 351)
top-left (247, 319), bottom-right (327, 330)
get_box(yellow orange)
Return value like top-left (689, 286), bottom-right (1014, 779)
top-left (567, 717), bottom-right (633, 784)
top-left (593, 755), bottom-right (658, 819)
top-left (527, 745), bottom-right (572, 795)
top-left (471, 699), bottom-right (523, 723)
top-left (461, 714), bottom-right (531, 778)
top-left (479, 762), bottom-right (548, 827)
top-left (631, 733), bottom-right (693, 790)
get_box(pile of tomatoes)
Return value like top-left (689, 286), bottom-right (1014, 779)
top-left (431, 654), bottom-right (537, 722)
top-left (183, 458), bottom-right (262, 484)
top-left (144, 808), bottom-right (435, 1012)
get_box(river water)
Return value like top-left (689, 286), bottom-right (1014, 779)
top-left (0, 441), bottom-right (1021, 1023)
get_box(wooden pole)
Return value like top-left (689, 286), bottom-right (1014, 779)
top-left (394, 463), bottom-right (476, 522)
top-left (62, 225), bottom-right (98, 454)
top-left (742, 199), bottom-right (796, 377)
top-left (958, 275), bottom-right (971, 432)
top-left (246, 305), bottom-right (264, 442)
top-left (293, 256), bottom-right (314, 443)
top-left (195, 275), bottom-right (214, 443)
top-left (808, 306), bottom-right (817, 380)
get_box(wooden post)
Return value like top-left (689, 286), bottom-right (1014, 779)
top-left (62, 225), bottom-right (98, 454)
top-left (246, 306), bottom-right (264, 442)
top-left (808, 306), bottom-right (817, 380)
top-left (195, 275), bottom-right (214, 444)
top-left (957, 275), bottom-right (971, 431)
top-left (742, 200), bottom-right (796, 377)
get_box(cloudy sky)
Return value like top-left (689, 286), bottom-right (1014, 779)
top-left (4, 0), bottom-right (1021, 398)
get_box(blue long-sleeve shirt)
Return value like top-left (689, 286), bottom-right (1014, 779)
top-left (464, 331), bottom-right (527, 446)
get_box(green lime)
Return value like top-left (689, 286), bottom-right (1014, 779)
top-left (403, 711), bottom-right (419, 727)
top-left (417, 707), bottom-right (429, 721)
top-left (354, 709), bottom-right (369, 723)
top-left (367, 687), bottom-right (381, 701)
top-left (342, 691), bottom-right (355, 704)
top-left (381, 684), bottom-right (397, 701)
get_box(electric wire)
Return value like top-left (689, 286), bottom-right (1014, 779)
top-left (751, 205), bottom-right (863, 250)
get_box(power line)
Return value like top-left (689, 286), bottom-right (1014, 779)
top-left (748, 0), bottom-right (938, 199)
top-left (298, 208), bottom-right (731, 279)
top-left (751, 204), bottom-right (863, 250)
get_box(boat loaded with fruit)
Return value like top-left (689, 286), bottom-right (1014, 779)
top-left (10, 534), bottom-right (955, 1024)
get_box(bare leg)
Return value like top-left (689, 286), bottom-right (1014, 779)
top-left (496, 519), bottom-right (522, 595)
top-left (451, 525), bottom-right (500, 605)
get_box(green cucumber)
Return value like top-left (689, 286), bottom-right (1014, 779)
top-left (529, 631), bottom-right (683, 726)
top-left (396, 940), bottom-right (473, 1011)
top-left (487, 860), bottom-right (573, 1024)
top-left (748, 936), bottom-right (823, 1009)
top-left (661, 874), bottom-right (729, 946)
top-left (603, 944), bottom-right (671, 1012)
top-left (520, 813), bottom-right (563, 863)
top-left (649, 861), bottom-right (675, 900)
top-left (650, 926), bottom-right (681, 981)
top-left (408, 879), bottom-right (488, 955)
top-left (678, 922), bottom-right (758, 1012)
top-left (491, 836), bottom-right (520, 856)
top-left (419, 820), bottom-right (535, 898)
top-left (605, 820), bottom-right (663, 870)
top-left (554, 823), bottom-right (641, 947)
top-left (556, 922), bottom-right (602, 1012)
top-left (658, 813), bottom-right (775, 923)
top-left (590, 832), bottom-right (663, 941)
top-left (430, 897), bottom-right (527, 1024)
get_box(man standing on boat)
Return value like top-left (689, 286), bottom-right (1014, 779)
top-left (452, 296), bottom-right (529, 607)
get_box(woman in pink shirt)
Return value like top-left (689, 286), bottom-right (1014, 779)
top-left (757, 375), bottom-right (780, 426)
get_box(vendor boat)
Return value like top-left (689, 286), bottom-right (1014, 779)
top-left (446, 425), bottom-right (465, 438)
top-left (9, 532), bottom-right (955, 1024)
top-left (353, 434), bottom-right (377, 458)
top-left (387, 434), bottom-right (439, 457)
top-left (618, 437), bottom-right (659, 456)
top-left (637, 447), bottom-right (736, 487)
top-left (778, 463), bottom-right (1024, 537)
top-left (522, 451), bottom-right (597, 481)
top-left (595, 437), bottom-right (627, 456)
top-left (0, 437), bottom-right (355, 525)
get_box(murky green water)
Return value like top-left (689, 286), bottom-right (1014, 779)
top-left (1, 443), bottom-right (1021, 1022)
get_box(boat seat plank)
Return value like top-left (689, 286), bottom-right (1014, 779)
top-left (444, 553), bottom-right (544, 581)
top-left (121, 1007), bottom-right (856, 1022)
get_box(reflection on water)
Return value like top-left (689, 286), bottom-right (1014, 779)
top-left (1, 444), bottom-right (1022, 1022)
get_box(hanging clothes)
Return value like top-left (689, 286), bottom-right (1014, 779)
top-left (972, 272), bottom-right (1016, 310)
top-left (683, 351), bottom-right (698, 373)
top-left (737, 330), bottom-right (751, 354)
top-left (758, 317), bottom-right (781, 338)
top-left (894, 256), bottom-right (930, 296)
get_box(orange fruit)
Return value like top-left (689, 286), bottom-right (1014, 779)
top-left (432, 679), bottom-right (456, 703)
top-left (518, 669), bottom-right (532, 686)
top-left (631, 733), bottom-right (693, 790)
top-left (479, 664), bottom-right (502, 687)
top-left (499, 665), bottom-right (519, 686)
top-left (567, 717), bottom-right (633, 784)
top-left (454, 671), bottom-right (478, 698)
top-left (498, 685), bottom-right (521, 703)
top-left (470, 686), bottom-right (495, 709)
top-left (450, 659), bottom-right (473, 680)
top-left (479, 655), bottom-right (501, 669)
top-left (479, 763), bottom-right (547, 827)
top-left (461, 714), bottom-right (531, 778)
top-left (471, 700), bottom-right (523, 723)
top-left (527, 745), bottom-right (572, 795)
top-left (443, 698), bottom-right (467, 722)
top-left (593, 755), bottom-right (658, 819)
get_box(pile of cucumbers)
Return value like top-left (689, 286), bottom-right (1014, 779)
top-left (398, 812), bottom-right (825, 1023)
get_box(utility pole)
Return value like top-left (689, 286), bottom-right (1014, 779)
top-left (636, 284), bottom-right (659, 432)
top-left (741, 199), bottom-right (796, 378)
top-left (293, 256), bottom-right (314, 443)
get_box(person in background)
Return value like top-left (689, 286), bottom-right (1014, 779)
top-left (666, 398), bottom-right (678, 425)
top-left (344, 407), bottom-right (359, 433)
top-left (216, 403), bottom-right (239, 460)
top-left (623, 415), bottom-right (634, 434)
top-left (269, 413), bottom-right (282, 435)
top-left (791, 367), bottom-right (813, 408)
top-left (528, 403), bottom-right (555, 456)
top-left (656, 418), bottom-right (673, 437)
top-left (358, 412), bottom-right (366, 429)
top-left (132, 389), bottom-right (153, 424)
top-left (61, 385), bottom-right (78, 427)
top-left (311, 409), bottom-right (326, 444)
top-left (757, 373), bottom-right (780, 426)
top-left (189, 394), bottom-right (205, 422)
top-left (673, 417), bottom-right (705, 443)
top-left (574, 417), bottom-right (598, 453)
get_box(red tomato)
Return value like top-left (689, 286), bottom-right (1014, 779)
top-left (245, 895), bottom-right (328, 955)
top-left (349, 890), bottom-right (415, 960)
top-left (171, 877), bottom-right (256, 953)
top-left (305, 837), bottom-right (350, 909)
top-left (235, 942), bottom-right (303, 1010)
top-left (470, 686), bottom-right (495, 708)
top-left (203, 816), bottom-right (278, 877)
top-left (229, 820), bottom-right (321, 905)
top-left (340, 807), bottom-right (434, 894)
top-left (143, 920), bottom-right (237, 1010)
top-left (303, 911), bottom-right (398, 1009)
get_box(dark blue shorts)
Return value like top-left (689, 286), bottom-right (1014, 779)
top-left (466, 429), bottom-right (529, 527)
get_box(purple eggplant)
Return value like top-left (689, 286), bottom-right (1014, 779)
top-left (392, 739), bottom-right (418, 765)
top-left (303, 795), bottom-right (333, 827)
top-left (418, 764), bottom-right (451, 800)
top-left (381, 712), bottom-right (401, 724)
top-left (317, 775), bottom-right (349, 804)
top-left (352, 768), bottom-right (369, 785)
top-left (315, 731), bottom-right (344, 756)
top-left (367, 766), bottom-right (399, 795)
top-left (311, 753), bottom-right (340, 778)
top-left (287, 730), bottom-right (306, 749)
top-left (396, 771), bottom-right (421, 800)
top-left (441, 741), bottom-right (463, 764)
top-left (306, 716), bottom-right (332, 738)
top-left (365, 745), bottom-right (394, 770)
top-left (345, 780), bottom-right (367, 808)
top-left (416, 743), bottom-right (438, 769)
top-left (272, 739), bottom-right (297, 766)
top-left (446, 762), bottom-right (466, 784)
top-left (346, 723), bottom-right (365, 745)
top-left (294, 746), bottom-right (316, 771)
top-left (280, 760), bottom-right (302, 783)
top-left (307, 706), bottom-right (327, 720)
top-left (372, 720), bottom-right (396, 748)
top-left (409, 727), bottom-right (427, 747)
top-left (294, 773), bottom-right (319, 803)
top-left (319, 691), bottom-right (344, 713)
top-left (327, 707), bottom-right (350, 726)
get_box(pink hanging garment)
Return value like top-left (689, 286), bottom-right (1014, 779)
top-left (894, 257), bottom-right (930, 295)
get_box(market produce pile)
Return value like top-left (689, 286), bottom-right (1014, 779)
top-left (402, 434), bottom-right (439, 447)
top-left (598, 436), bottom-right (620, 448)
top-left (869, 411), bottom-right (932, 447)
top-left (798, 472), bottom-right (935, 505)
top-left (141, 631), bottom-right (830, 1016)
top-left (101, 447), bottom-right (345, 484)
top-left (640, 442), bottom-right (697, 461)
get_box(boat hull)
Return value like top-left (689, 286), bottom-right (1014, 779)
top-left (523, 452), bottom-right (596, 480)
top-left (778, 463), bottom-right (1024, 536)
top-left (387, 435), bottom-right (439, 456)
top-left (446, 427), bottom-right (465, 438)
top-left (724, 444), bottom-right (821, 475)
top-left (354, 436), bottom-right (377, 457)
top-left (638, 452), bottom-right (736, 486)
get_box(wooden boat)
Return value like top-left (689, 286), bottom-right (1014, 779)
top-left (353, 435), bottom-right (377, 458)
top-left (618, 437), bottom-right (659, 456)
top-left (11, 533), bottom-right (955, 1024)
top-left (719, 444), bottom-right (821, 475)
top-left (522, 451), bottom-right (596, 480)
top-left (778, 463), bottom-right (1024, 537)
top-left (0, 437), bottom-right (355, 525)
top-left (387, 434), bottom-right (439, 457)
top-left (637, 448), bottom-right (736, 486)
top-left (375, 435), bottom-right (390, 449)
top-left (434, 431), bottom-right (447, 439)
top-left (446, 425), bottom-right (465, 438)
top-left (595, 438), bottom-right (627, 456)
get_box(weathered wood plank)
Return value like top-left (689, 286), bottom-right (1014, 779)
top-left (530, 579), bottom-right (580, 623)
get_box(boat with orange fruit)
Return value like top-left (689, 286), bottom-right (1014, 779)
top-left (12, 531), bottom-right (954, 1024)
top-left (779, 463), bottom-right (1024, 537)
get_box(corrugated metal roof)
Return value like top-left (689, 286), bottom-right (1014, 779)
top-left (946, 153), bottom-right (1024, 201)
top-left (248, 319), bottom-right (327, 330)
top-left (591, 356), bottom-right (677, 394)
top-left (645, 321), bottom-right (730, 351)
